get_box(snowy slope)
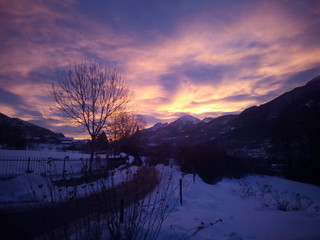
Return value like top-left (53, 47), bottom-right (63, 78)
top-left (148, 122), bottom-right (169, 132)
top-left (159, 172), bottom-right (320, 240)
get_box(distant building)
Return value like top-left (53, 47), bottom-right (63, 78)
top-left (60, 137), bottom-right (74, 145)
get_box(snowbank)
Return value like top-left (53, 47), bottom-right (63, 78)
top-left (0, 166), bottom-right (139, 210)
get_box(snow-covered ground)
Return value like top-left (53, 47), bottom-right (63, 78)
top-left (1, 150), bottom-right (320, 239)
top-left (71, 165), bottom-right (320, 240)
top-left (159, 171), bottom-right (320, 240)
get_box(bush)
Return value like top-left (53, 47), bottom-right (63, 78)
top-left (271, 191), bottom-right (313, 211)
top-left (239, 180), bottom-right (314, 212)
top-left (238, 181), bottom-right (256, 198)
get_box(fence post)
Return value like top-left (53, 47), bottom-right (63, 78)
top-left (120, 199), bottom-right (125, 224)
top-left (179, 179), bottom-right (183, 206)
top-left (25, 157), bottom-right (32, 174)
top-left (63, 156), bottom-right (69, 178)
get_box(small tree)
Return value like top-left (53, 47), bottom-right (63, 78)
top-left (96, 131), bottom-right (109, 152)
top-left (50, 60), bottom-right (132, 171)
top-left (107, 112), bottom-right (146, 141)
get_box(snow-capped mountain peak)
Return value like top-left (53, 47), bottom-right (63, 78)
top-left (174, 115), bottom-right (201, 124)
top-left (149, 122), bottom-right (168, 131)
top-left (168, 115), bottom-right (201, 131)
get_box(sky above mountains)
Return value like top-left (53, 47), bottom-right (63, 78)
top-left (1, 0), bottom-right (320, 138)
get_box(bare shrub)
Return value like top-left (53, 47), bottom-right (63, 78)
top-left (238, 181), bottom-right (256, 198)
top-left (169, 219), bottom-right (223, 240)
top-left (271, 190), bottom-right (313, 211)
top-left (239, 180), bottom-right (314, 212)
top-left (256, 182), bottom-right (272, 198)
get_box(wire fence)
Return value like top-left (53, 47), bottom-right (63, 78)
top-left (0, 157), bottom-right (91, 180)
top-left (0, 156), bottom-right (129, 180)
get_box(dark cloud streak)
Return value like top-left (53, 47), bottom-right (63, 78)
top-left (0, 88), bottom-right (43, 118)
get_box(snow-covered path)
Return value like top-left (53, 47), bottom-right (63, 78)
top-left (0, 167), bottom-right (159, 240)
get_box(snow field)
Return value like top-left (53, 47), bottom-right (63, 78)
top-left (158, 172), bottom-right (320, 240)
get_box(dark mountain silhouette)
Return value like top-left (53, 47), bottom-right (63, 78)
top-left (216, 76), bottom-right (320, 157)
top-left (0, 113), bottom-right (64, 149)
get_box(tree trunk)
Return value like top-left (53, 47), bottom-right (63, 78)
top-left (89, 138), bottom-right (96, 172)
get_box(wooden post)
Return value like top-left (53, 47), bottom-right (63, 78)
top-left (25, 157), bottom-right (31, 173)
top-left (120, 199), bottom-right (125, 224)
top-left (63, 156), bottom-right (67, 178)
top-left (179, 179), bottom-right (183, 206)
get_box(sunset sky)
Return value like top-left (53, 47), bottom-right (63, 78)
top-left (1, 0), bottom-right (320, 138)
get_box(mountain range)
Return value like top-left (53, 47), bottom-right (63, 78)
top-left (0, 113), bottom-right (64, 149)
top-left (139, 76), bottom-right (320, 153)
top-left (128, 75), bottom-right (320, 184)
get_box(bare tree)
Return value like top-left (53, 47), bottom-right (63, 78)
top-left (107, 112), bottom-right (146, 142)
top-left (50, 60), bottom-right (132, 171)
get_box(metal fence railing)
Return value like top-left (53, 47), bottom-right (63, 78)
top-left (0, 155), bottom-right (129, 180)
top-left (0, 157), bottom-right (90, 180)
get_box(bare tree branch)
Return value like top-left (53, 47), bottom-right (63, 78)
top-left (50, 60), bottom-right (133, 170)
top-left (106, 112), bottom-right (146, 142)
